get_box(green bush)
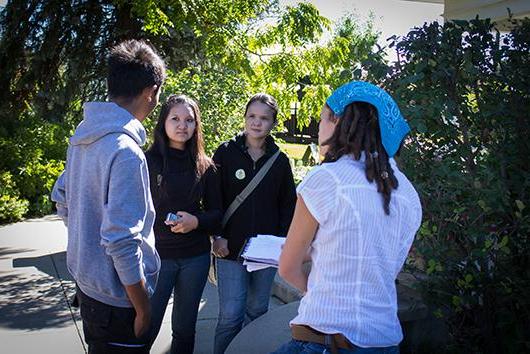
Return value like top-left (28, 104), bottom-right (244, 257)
top-left (366, 18), bottom-right (530, 353)
top-left (16, 158), bottom-right (64, 215)
top-left (0, 171), bottom-right (29, 223)
top-left (0, 106), bottom-right (69, 222)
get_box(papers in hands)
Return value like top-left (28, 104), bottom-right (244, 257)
top-left (243, 261), bottom-right (274, 272)
top-left (241, 234), bottom-right (285, 272)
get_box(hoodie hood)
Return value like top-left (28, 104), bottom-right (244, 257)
top-left (70, 102), bottom-right (147, 146)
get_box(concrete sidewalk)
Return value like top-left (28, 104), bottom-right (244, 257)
top-left (0, 216), bottom-right (284, 354)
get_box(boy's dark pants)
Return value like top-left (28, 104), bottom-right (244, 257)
top-left (76, 287), bottom-right (150, 354)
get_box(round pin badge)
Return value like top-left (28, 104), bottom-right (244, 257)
top-left (235, 169), bottom-right (246, 180)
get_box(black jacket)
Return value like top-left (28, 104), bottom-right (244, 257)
top-left (212, 133), bottom-right (297, 261)
top-left (146, 148), bottom-right (222, 259)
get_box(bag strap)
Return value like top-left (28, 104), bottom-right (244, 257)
top-left (222, 149), bottom-right (281, 228)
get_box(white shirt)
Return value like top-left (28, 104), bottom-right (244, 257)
top-left (290, 155), bottom-right (422, 348)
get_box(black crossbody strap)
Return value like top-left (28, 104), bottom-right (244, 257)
top-left (221, 149), bottom-right (281, 228)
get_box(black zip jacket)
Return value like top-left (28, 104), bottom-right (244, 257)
top-left (212, 133), bottom-right (297, 261)
top-left (146, 148), bottom-right (222, 259)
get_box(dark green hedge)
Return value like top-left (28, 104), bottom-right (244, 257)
top-left (363, 18), bottom-right (529, 353)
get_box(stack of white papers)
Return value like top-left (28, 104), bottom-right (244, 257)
top-left (241, 234), bottom-right (285, 272)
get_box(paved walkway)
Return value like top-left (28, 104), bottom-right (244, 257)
top-left (0, 216), bottom-right (283, 354)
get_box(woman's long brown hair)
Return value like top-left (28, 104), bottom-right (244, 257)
top-left (322, 102), bottom-right (398, 215)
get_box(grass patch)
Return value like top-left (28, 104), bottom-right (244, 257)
top-left (278, 142), bottom-right (308, 160)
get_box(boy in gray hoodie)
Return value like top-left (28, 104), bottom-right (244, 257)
top-left (51, 40), bottom-right (165, 353)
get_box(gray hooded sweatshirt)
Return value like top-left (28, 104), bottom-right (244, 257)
top-left (52, 102), bottom-right (160, 307)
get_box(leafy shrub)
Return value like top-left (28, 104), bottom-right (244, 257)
top-left (365, 18), bottom-right (530, 353)
top-left (0, 172), bottom-right (29, 223)
top-left (15, 158), bottom-right (64, 215)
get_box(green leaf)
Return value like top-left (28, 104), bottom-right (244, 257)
top-left (499, 236), bottom-right (509, 248)
top-left (433, 309), bottom-right (444, 318)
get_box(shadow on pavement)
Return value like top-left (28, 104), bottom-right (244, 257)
top-left (13, 251), bottom-right (74, 282)
top-left (0, 272), bottom-right (77, 330)
top-left (0, 247), bottom-right (35, 260)
top-left (0, 251), bottom-right (78, 330)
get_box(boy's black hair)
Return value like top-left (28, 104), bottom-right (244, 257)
top-left (107, 39), bottom-right (166, 99)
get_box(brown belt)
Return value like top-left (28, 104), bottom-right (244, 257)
top-left (291, 324), bottom-right (353, 354)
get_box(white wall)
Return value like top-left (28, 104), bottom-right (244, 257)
top-left (444, 0), bottom-right (530, 22)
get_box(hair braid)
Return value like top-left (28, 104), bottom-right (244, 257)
top-left (363, 123), bottom-right (374, 182)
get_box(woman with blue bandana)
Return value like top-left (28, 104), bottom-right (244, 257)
top-left (273, 81), bottom-right (422, 354)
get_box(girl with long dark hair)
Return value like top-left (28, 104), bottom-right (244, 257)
top-left (146, 94), bottom-right (222, 354)
top-left (274, 82), bottom-right (422, 354)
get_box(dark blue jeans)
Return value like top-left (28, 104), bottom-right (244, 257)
top-left (149, 252), bottom-right (210, 354)
top-left (271, 340), bottom-right (400, 354)
top-left (214, 258), bottom-right (277, 354)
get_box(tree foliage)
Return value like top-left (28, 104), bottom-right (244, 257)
top-left (1, 0), bottom-right (374, 221)
top-left (249, 12), bottom-right (379, 127)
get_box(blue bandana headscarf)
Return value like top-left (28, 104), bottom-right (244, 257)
top-left (326, 81), bottom-right (410, 157)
